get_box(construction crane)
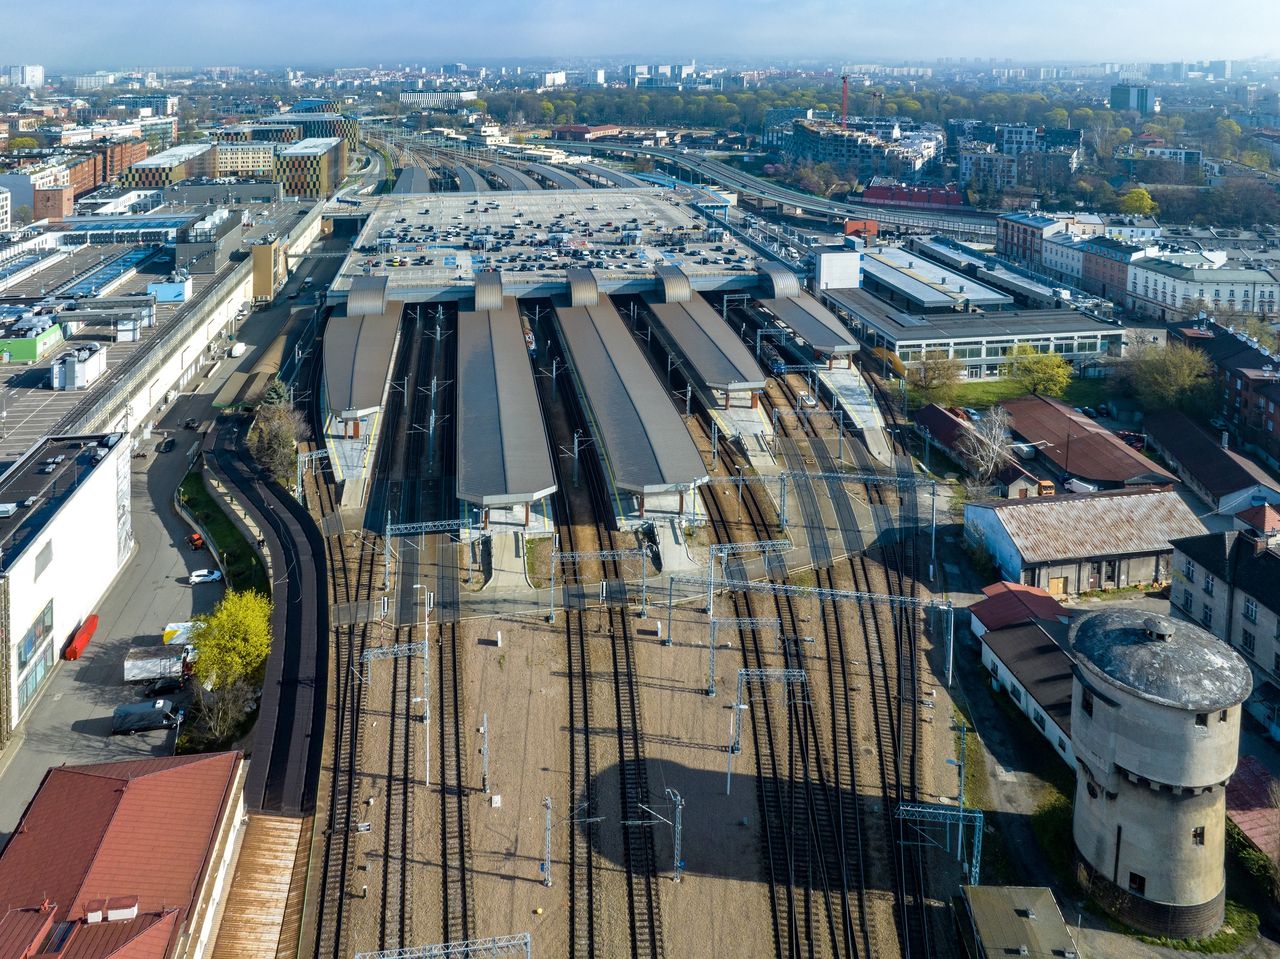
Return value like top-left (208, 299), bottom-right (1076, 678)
top-left (841, 74), bottom-right (849, 129)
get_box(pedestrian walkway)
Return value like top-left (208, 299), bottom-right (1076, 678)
top-left (210, 814), bottom-right (304, 959)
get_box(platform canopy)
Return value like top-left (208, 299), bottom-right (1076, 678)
top-left (554, 295), bottom-right (708, 495)
top-left (756, 291), bottom-right (861, 356)
top-left (323, 298), bottom-right (402, 419)
top-left (456, 291), bottom-right (557, 507)
top-left (643, 283), bottom-right (767, 393)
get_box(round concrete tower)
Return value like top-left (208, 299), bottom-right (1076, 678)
top-left (1069, 609), bottom-right (1252, 939)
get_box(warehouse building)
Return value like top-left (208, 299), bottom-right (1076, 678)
top-left (964, 487), bottom-right (1205, 595)
top-left (1144, 409), bottom-right (1280, 514)
top-left (0, 434), bottom-right (133, 743)
top-left (275, 137), bottom-right (346, 199)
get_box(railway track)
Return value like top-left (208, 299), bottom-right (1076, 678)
top-left (770, 371), bottom-right (936, 958)
top-left (535, 316), bottom-right (664, 959)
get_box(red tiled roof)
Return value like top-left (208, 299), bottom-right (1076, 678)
top-left (1237, 503), bottom-right (1280, 536)
top-left (0, 752), bottom-right (240, 959)
top-left (59, 911), bottom-right (176, 959)
top-left (1227, 755), bottom-right (1280, 861)
top-left (0, 904), bottom-right (55, 959)
top-left (1002, 394), bottom-right (1176, 486)
top-left (969, 581), bottom-right (1071, 631)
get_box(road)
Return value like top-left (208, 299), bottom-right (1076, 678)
top-left (0, 239), bottom-right (345, 844)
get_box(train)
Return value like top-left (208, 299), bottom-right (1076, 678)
top-left (759, 341), bottom-right (786, 375)
top-left (521, 313), bottom-right (537, 357)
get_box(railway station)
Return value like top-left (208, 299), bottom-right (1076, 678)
top-left (552, 268), bottom-right (708, 524)
top-left (455, 272), bottom-right (556, 530)
top-left (640, 265), bottom-right (772, 456)
top-left (754, 263), bottom-right (861, 366)
top-left (321, 275), bottom-right (403, 513)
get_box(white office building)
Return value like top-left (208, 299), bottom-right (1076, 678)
top-left (0, 434), bottom-right (133, 744)
top-left (0, 185), bottom-right (9, 231)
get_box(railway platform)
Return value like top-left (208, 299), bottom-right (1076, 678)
top-left (815, 364), bottom-right (893, 466)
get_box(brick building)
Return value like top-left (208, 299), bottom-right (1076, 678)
top-left (1080, 235), bottom-right (1149, 300)
top-left (996, 212), bottom-right (1065, 270)
top-left (1170, 317), bottom-right (1280, 468)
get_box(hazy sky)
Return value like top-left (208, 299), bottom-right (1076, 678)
top-left (1, 0), bottom-right (1274, 70)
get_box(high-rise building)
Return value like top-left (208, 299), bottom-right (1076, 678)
top-left (1111, 83), bottom-right (1155, 115)
top-left (7, 65), bottom-right (43, 89)
top-left (0, 185), bottom-right (10, 231)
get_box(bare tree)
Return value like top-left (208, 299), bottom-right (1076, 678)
top-left (955, 406), bottom-right (1015, 482)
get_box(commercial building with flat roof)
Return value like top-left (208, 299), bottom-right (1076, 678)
top-left (0, 434), bottom-right (133, 743)
top-left (0, 184), bottom-right (8, 231)
top-left (264, 111), bottom-right (357, 150)
top-left (214, 140), bottom-right (277, 178)
top-left (121, 142), bottom-right (214, 188)
top-left (824, 286), bottom-right (1121, 380)
top-left (859, 246), bottom-right (1013, 312)
top-left (275, 137), bottom-right (346, 199)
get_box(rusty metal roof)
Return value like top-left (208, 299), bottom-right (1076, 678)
top-left (975, 487), bottom-right (1206, 564)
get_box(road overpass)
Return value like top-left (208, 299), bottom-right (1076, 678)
top-left (550, 140), bottom-right (997, 240)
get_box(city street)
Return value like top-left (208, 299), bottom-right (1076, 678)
top-left (0, 242), bottom-right (343, 843)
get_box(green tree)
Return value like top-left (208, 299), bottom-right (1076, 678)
top-left (249, 387), bottom-right (308, 484)
top-left (1005, 344), bottom-right (1072, 397)
top-left (191, 589), bottom-right (273, 689)
top-left (8, 136), bottom-right (38, 150)
top-left (1043, 107), bottom-right (1069, 129)
top-left (1117, 186), bottom-right (1159, 216)
top-left (1125, 342), bottom-right (1213, 413)
top-left (12, 205), bottom-right (32, 226)
top-left (907, 350), bottom-right (963, 406)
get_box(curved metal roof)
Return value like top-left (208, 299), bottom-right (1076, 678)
top-left (487, 164), bottom-right (542, 191)
top-left (323, 300), bottom-right (402, 417)
top-left (473, 270), bottom-right (504, 312)
top-left (347, 274), bottom-right (388, 318)
top-left (523, 163), bottom-right (591, 190)
top-left (456, 297), bottom-right (557, 507)
top-left (554, 296), bottom-right (707, 494)
top-left (452, 164), bottom-right (490, 193)
top-left (756, 292), bottom-right (860, 355)
top-left (643, 291), bottom-right (767, 393)
top-left (758, 262), bottom-right (802, 299)
top-left (577, 162), bottom-right (647, 189)
top-left (1071, 608), bottom-right (1252, 711)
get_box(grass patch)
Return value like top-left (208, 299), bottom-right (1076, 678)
top-left (1031, 789), bottom-right (1078, 893)
top-left (179, 472), bottom-right (270, 596)
top-left (912, 377), bottom-right (1115, 412)
top-left (1074, 583), bottom-right (1160, 602)
top-left (790, 568), bottom-right (818, 588)
top-left (1136, 901), bottom-right (1259, 953)
top-left (525, 535), bottom-right (553, 589)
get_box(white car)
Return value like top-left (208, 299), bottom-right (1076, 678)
top-left (799, 392), bottom-right (818, 408)
top-left (189, 569), bottom-right (223, 585)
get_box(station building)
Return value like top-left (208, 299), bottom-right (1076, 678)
top-left (0, 434), bottom-right (133, 745)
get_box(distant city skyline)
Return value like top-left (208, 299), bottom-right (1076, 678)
top-left (0, 0), bottom-right (1275, 71)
